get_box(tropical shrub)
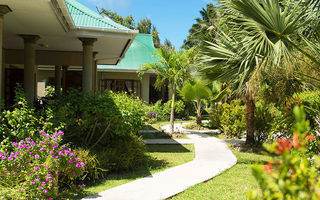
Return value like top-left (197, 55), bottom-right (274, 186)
top-left (0, 131), bottom-right (86, 199)
top-left (95, 135), bottom-right (147, 172)
top-left (208, 100), bottom-right (246, 137)
top-left (0, 88), bottom-right (61, 151)
top-left (220, 101), bottom-right (246, 138)
top-left (249, 106), bottom-right (320, 200)
top-left (49, 90), bottom-right (147, 148)
top-left (146, 100), bottom-right (186, 121)
top-left (274, 90), bottom-right (320, 136)
top-left (254, 100), bottom-right (281, 143)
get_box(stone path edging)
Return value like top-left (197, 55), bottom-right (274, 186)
top-left (83, 122), bottom-right (238, 200)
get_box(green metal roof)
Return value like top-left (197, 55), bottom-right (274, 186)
top-left (65, 0), bottom-right (130, 30)
top-left (99, 34), bottom-right (156, 70)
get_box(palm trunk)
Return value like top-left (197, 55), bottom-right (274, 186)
top-left (196, 99), bottom-right (202, 125)
top-left (245, 89), bottom-right (255, 145)
top-left (170, 88), bottom-right (176, 134)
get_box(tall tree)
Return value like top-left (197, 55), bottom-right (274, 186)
top-left (139, 47), bottom-right (193, 134)
top-left (99, 8), bottom-right (135, 29)
top-left (184, 3), bottom-right (218, 49)
top-left (200, 0), bottom-right (320, 145)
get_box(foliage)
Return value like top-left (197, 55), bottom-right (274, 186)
top-left (208, 100), bottom-right (246, 138)
top-left (146, 100), bottom-right (186, 121)
top-left (44, 85), bottom-right (55, 98)
top-left (49, 90), bottom-right (147, 149)
top-left (74, 148), bottom-right (104, 182)
top-left (249, 106), bottom-right (320, 200)
top-left (95, 135), bottom-right (147, 172)
top-left (0, 131), bottom-right (85, 199)
top-left (99, 9), bottom-right (160, 48)
top-left (254, 100), bottom-right (280, 143)
top-left (274, 90), bottom-right (320, 136)
top-left (0, 87), bottom-right (61, 151)
top-left (220, 101), bottom-right (246, 138)
top-left (183, 3), bottom-right (218, 49)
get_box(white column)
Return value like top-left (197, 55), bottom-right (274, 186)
top-left (0, 5), bottom-right (12, 101)
top-left (20, 34), bottom-right (40, 103)
top-left (55, 65), bottom-right (62, 96)
top-left (79, 38), bottom-right (97, 93)
top-left (141, 74), bottom-right (150, 104)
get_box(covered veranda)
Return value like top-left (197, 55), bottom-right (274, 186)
top-left (0, 0), bottom-right (138, 105)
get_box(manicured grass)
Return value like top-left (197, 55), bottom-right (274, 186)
top-left (82, 144), bottom-right (195, 196)
top-left (169, 148), bottom-right (272, 200)
top-left (150, 120), bottom-right (193, 130)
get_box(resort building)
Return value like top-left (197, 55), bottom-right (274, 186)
top-left (1, 0), bottom-right (161, 106)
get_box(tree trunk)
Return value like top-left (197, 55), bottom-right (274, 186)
top-left (245, 89), bottom-right (255, 145)
top-left (196, 99), bottom-right (202, 125)
top-left (170, 88), bottom-right (176, 134)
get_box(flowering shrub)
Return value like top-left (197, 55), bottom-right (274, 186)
top-left (0, 130), bottom-right (86, 199)
top-left (249, 106), bottom-right (320, 200)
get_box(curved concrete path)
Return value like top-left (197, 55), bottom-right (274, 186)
top-left (83, 122), bottom-right (237, 200)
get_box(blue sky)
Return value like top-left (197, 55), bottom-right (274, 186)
top-left (77, 0), bottom-right (216, 49)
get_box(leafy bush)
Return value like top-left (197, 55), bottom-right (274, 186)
top-left (147, 100), bottom-right (186, 121)
top-left (0, 131), bottom-right (85, 199)
top-left (0, 88), bottom-right (61, 151)
top-left (95, 135), bottom-right (147, 172)
top-left (274, 90), bottom-right (320, 136)
top-left (254, 100), bottom-right (282, 143)
top-left (208, 100), bottom-right (246, 138)
top-left (249, 106), bottom-right (320, 200)
top-left (74, 148), bottom-right (104, 182)
top-left (49, 90), bottom-right (147, 149)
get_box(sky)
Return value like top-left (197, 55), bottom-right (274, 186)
top-left (77, 0), bottom-right (217, 49)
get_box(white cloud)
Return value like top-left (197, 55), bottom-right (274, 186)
top-left (87, 0), bottom-right (131, 10)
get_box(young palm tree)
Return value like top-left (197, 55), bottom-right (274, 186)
top-left (139, 47), bottom-right (193, 134)
top-left (181, 80), bottom-right (212, 125)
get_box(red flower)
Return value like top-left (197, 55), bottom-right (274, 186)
top-left (308, 134), bottom-right (315, 141)
top-left (293, 134), bottom-right (301, 149)
top-left (275, 138), bottom-right (292, 154)
top-left (264, 162), bottom-right (273, 173)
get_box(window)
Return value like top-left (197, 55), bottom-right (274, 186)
top-left (99, 79), bottom-right (141, 97)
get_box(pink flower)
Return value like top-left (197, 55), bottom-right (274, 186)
top-left (20, 140), bottom-right (24, 144)
top-left (1, 156), bottom-right (6, 160)
top-left (49, 151), bottom-right (53, 154)
top-left (30, 173), bottom-right (33, 176)
top-left (34, 166), bottom-right (39, 170)
top-left (42, 181), bottom-right (46, 186)
top-left (12, 142), bottom-right (18, 146)
top-left (69, 160), bottom-right (73, 164)
top-left (45, 165), bottom-right (50, 169)
top-left (79, 162), bottom-right (85, 166)
top-left (40, 147), bottom-right (45, 151)
top-left (43, 189), bottom-right (48, 194)
top-left (38, 186), bottom-right (42, 190)
top-left (19, 189), bottom-right (23, 192)
top-left (8, 157), bottom-right (13, 161)
top-left (35, 155), bottom-right (39, 159)
top-left (48, 198), bottom-right (52, 200)
top-left (75, 163), bottom-right (80, 168)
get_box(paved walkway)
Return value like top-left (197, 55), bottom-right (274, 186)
top-left (83, 122), bottom-right (237, 200)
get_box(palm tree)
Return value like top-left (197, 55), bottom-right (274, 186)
top-left (200, 0), bottom-right (320, 144)
top-left (181, 80), bottom-right (212, 125)
top-left (139, 47), bottom-right (193, 134)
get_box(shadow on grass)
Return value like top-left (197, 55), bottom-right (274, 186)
top-left (75, 156), bottom-right (169, 199)
top-left (147, 144), bottom-right (191, 153)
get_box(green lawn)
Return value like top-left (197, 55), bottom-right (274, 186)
top-left (82, 144), bottom-right (195, 197)
top-left (169, 148), bottom-right (272, 200)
